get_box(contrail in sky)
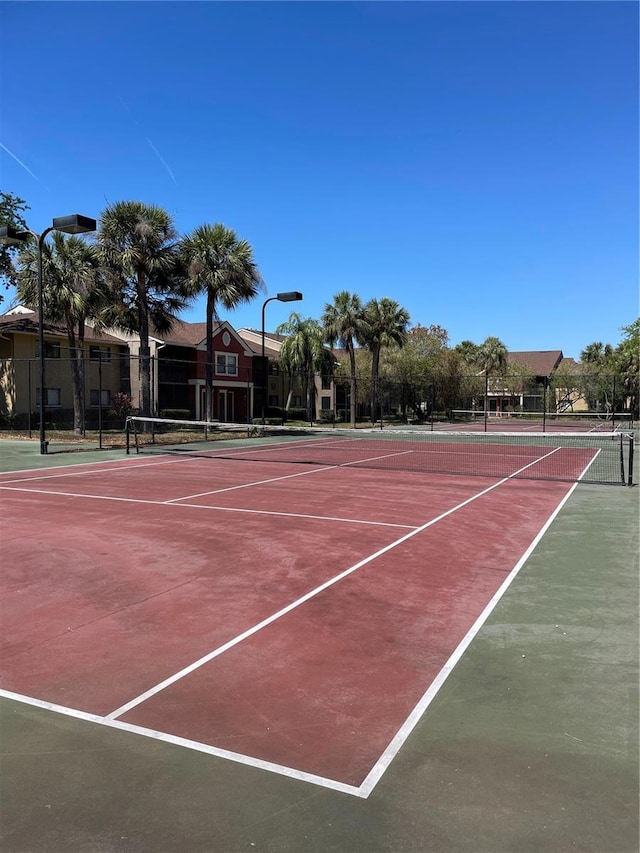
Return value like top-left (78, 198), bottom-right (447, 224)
top-left (0, 142), bottom-right (39, 181)
top-left (146, 137), bottom-right (177, 184)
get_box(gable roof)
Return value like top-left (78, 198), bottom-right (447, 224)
top-left (0, 310), bottom-right (126, 344)
top-left (557, 356), bottom-right (581, 373)
top-left (507, 350), bottom-right (564, 376)
top-left (152, 318), bottom-right (212, 347)
top-left (237, 328), bottom-right (283, 358)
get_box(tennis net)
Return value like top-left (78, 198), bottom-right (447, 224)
top-left (449, 409), bottom-right (634, 432)
top-left (125, 417), bottom-right (634, 486)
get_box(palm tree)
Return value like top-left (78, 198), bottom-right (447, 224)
top-left (322, 291), bottom-right (367, 427)
top-left (276, 313), bottom-right (333, 422)
top-left (180, 224), bottom-right (263, 422)
top-left (454, 339), bottom-right (481, 367)
top-left (361, 297), bottom-right (410, 422)
top-left (16, 232), bottom-right (104, 435)
top-left (97, 201), bottom-right (189, 419)
top-left (580, 341), bottom-right (614, 366)
top-left (477, 336), bottom-right (508, 418)
top-left (580, 340), bottom-right (616, 413)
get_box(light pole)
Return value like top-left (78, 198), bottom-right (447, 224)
top-left (0, 214), bottom-right (97, 454)
top-left (260, 291), bottom-right (303, 422)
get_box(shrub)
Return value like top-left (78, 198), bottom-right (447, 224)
top-left (111, 393), bottom-right (133, 422)
top-left (10, 412), bottom-right (39, 429)
top-left (252, 417), bottom-right (283, 426)
top-left (265, 406), bottom-right (285, 421)
top-left (159, 409), bottom-right (192, 421)
top-left (285, 407), bottom-right (307, 422)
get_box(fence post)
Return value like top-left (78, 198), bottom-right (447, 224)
top-left (484, 373), bottom-right (489, 432)
top-left (28, 359), bottom-right (32, 438)
top-left (98, 350), bottom-right (103, 449)
top-left (612, 375), bottom-right (616, 430)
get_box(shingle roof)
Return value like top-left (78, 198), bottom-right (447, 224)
top-left (557, 356), bottom-right (581, 373)
top-left (0, 310), bottom-right (125, 344)
top-left (153, 318), bottom-right (212, 347)
top-left (507, 350), bottom-right (564, 376)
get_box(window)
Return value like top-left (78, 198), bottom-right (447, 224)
top-left (90, 389), bottom-right (112, 407)
top-left (90, 345), bottom-right (111, 363)
top-left (321, 375), bottom-right (331, 390)
top-left (37, 342), bottom-right (61, 359)
top-left (268, 363), bottom-right (279, 376)
top-left (216, 353), bottom-right (238, 376)
top-left (37, 388), bottom-right (61, 406)
top-left (321, 396), bottom-right (331, 410)
top-left (292, 395), bottom-right (302, 407)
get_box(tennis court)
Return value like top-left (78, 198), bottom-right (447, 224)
top-left (438, 410), bottom-right (634, 434)
top-left (1, 426), bottom-right (638, 851)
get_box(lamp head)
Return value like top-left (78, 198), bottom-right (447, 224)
top-left (0, 226), bottom-right (31, 246)
top-left (51, 214), bottom-right (97, 235)
top-left (276, 291), bottom-right (303, 302)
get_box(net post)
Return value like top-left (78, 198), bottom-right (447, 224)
top-left (125, 418), bottom-right (131, 455)
top-left (628, 433), bottom-right (634, 487)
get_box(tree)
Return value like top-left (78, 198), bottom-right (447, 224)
top-left (501, 360), bottom-right (535, 413)
top-left (477, 336), bottom-right (508, 376)
top-left (615, 319), bottom-right (639, 417)
top-left (433, 348), bottom-right (467, 419)
top-left (549, 360), bottom-right (586, 413)
top-left (477, 336), bottom-right (508, 414)
top-left (454, 339), bottom-right (481, 367)
top-left (580, 326), bottom-right (639, 417)
top-left (579, 340), bottom-right (618, 412)
top-left (16, 232), bottom-right (104, 434)
top-left (383, 325), bottom-right (451, 421)
top-left (580, 341), bottom-right (614, 366)
top-left (0, 191), bottom-right (29, 302)
top-left (276, 313), bottom-right (334, 421)
top-left (322, 291), bottom-right (367, 426)
top-left (180, 223), bottom-right (263, 421)
top-left (97, 201), bottom-right (189, 419)
top-left (361, 297), bottom-right (410, 422)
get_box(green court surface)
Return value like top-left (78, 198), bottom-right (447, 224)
top-left (0, 438), bottom-right (638, 853)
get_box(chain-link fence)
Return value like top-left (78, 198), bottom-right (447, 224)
top-left (0, 354), bottom-right (635, 441)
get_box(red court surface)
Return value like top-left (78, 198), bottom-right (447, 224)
top-left (0, 452), bottom-right (581, 797)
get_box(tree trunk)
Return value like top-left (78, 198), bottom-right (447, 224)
top-left (206, 290), bottom-right (214, 422)
top-left (137, 272), bottom-right (152, 420)
top-left (370, 344), bottom-right (380, 423)
top-left (306, 365), bottom-right (314, 423)
top-left (66, 318), bottom-right (84, 436)
top-left (349, 346), bottom-right (357, 427)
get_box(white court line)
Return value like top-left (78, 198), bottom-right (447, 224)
top-left (0, 454), bottom-right (191, 485)
top-left (105, 446), bottom-right (561, 723)
top-left (0, 689), bottom-right (361, 798)
top-left (0, 484), bottom-right (415, 530)
top-left (0, 454), bottom-right (162, 478)
top-left (166, 449), bottom-right (414, 502)
top-left (1, 443), bottom-right (584, 799)
top-left (358, 478), bottom-right (579, 795)
top-left (164, 463), bottom-right (343, 501)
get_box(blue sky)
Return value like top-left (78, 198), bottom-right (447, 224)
top-left (0, 1), bottom-right (637, 359)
